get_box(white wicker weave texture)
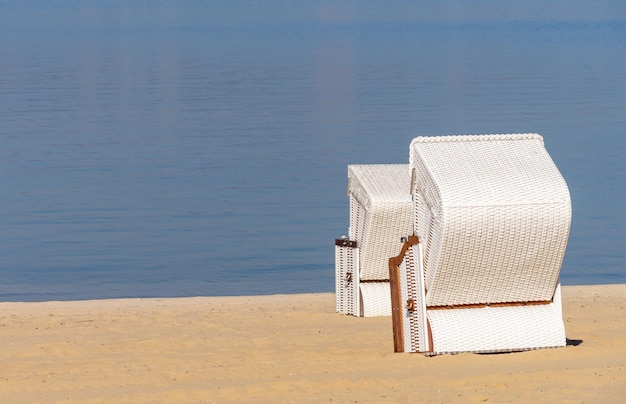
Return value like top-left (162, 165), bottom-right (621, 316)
top-left (395, 236), bottom-right (567, 354)
top-left (359, 283), bottom-right (392, 317)
top-left (335, 242), bottom-right (358, 315)
top-left (405, 244), bottom-right (428, 353)
top-left (398, 257), bottom-right (412, 352)
top-left (409, 134), bottom-right (571, 307)
top-left (427, 287), bottom-right (566, 354)
top-left (348, 165), bottom-right (413, 281)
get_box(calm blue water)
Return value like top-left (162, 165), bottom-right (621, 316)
top-left (1, 2), bottom-right (625, 301)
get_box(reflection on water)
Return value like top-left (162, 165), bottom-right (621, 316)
top-left (1, 3), bottom-right (625, 300)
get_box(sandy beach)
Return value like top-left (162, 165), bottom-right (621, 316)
top-left (0, 284), bottom-right (624, 403)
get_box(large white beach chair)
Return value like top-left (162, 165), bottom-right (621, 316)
top-left (389, 134), bottom-right (571, 354)
top-left (335, 165), bottom-right (412, 317)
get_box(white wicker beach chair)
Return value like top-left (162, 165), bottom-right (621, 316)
top-left (389, 134), bottom-right (571, 354)
top-left (335, 164), bottom-right (412, 317)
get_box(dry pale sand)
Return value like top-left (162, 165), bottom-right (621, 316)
top-left (0, 284), bottom-right (624, 404)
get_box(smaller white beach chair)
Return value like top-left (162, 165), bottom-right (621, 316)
top-left (335, 164), bottom-right (412, 317)
top-left (389, 134), bottom-right (571, 354)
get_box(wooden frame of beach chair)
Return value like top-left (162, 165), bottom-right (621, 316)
top-left (389, 134), bottom-right (571, 354)
top-left (335, 164), bottom-right (412, 317)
